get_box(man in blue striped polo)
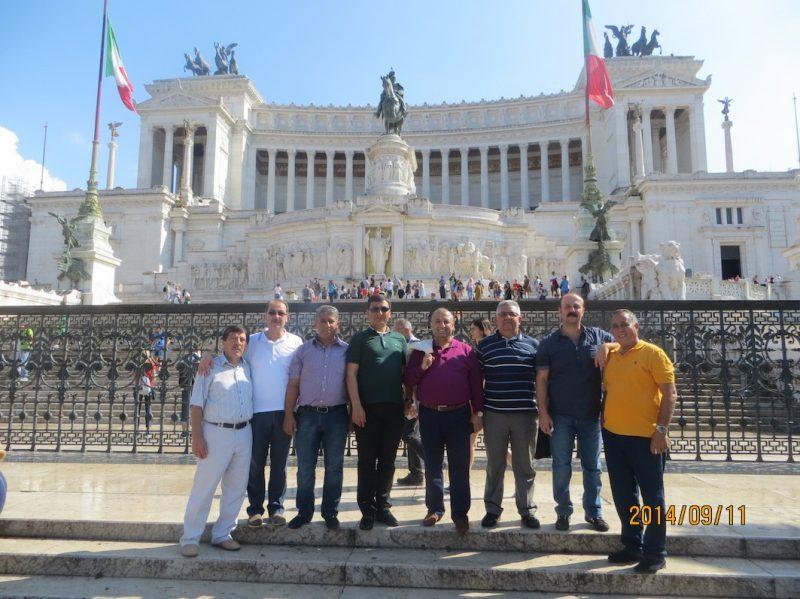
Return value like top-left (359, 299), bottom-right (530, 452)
top-left (477, 300), bottom-right (540, 529)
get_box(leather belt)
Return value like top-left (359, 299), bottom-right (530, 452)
top-left (424, 403), bottom-right (469, 412)
top-left (299, 405), bottom-right (346, 413)
top-left (206, 421), bottom-right (249, 430)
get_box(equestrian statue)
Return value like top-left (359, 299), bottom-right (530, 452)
top-left (375, 69), bottom-right (408, 135)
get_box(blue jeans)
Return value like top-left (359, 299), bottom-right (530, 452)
top-left (550, 414), bottom-right (603, 519)
top-left (418, 404), bottom-right (472, 519)
top-left (294, 405), bottom-right (349, 520)
top-left (247, 410), bottom-right (292, 517)
top-left (602, 428), bottom-right (667, 559)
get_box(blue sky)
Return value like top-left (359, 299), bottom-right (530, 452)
top-left (1, 0), bottom-right (798, 191)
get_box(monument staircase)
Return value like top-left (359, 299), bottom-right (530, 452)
top-left (0, 486), bottom-right (798, 598)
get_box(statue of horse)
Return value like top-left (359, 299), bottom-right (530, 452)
top-left (631, 26), bottom-right (647, 56)
top-left (605, 25), bottom-right (633, 57)
top-left (192, 48), bottom-right (211, 76)
top-left (183, 53), bottom-right (198, 75)
top-left (642, 30), bottom-right (661, 56)
top-left (375, 75), bottom-right (407, 134)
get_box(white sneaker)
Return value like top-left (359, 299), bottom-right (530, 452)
top-left (180, 543), bottom-right (199, 557)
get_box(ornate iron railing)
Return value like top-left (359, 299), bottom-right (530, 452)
top-left (0, 300), bottom-right (797, 461)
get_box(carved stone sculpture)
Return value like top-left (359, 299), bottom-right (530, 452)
top-left (364, 228), bottom-right (392, 275)
top-left (634, 241), bottom-right (686, 300)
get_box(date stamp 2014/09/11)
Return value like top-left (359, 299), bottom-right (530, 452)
top-left (629, 505), bottom-right (747, 526)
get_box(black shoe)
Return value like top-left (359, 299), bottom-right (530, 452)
top-left (359, 515), bottom-right (375, 530)
top-left (481, 513), bottom-right (499, 528)
top-left (376, 509), bottom-right (399, 527)
top-left (634, 556), bottom-right (667, 574)
top-left (521, 515), bottom-right (540, 529)
top-left (287, 515), bottom-right (310, 530)
top-left (585, 516), bottom-right (610, 532)
top-left (608, 548), bottom-right (644, 564)
top-left (396, 473), bottom-right (424, 486)
top-left (555, 515), bottom-right (570, 531)
top-left (323, 516), bottom-right (340, 531)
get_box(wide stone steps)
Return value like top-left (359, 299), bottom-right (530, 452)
top-left (1, 518), bottom-right (796, 560)
top-left (0, 538), bottom-right (797, 598)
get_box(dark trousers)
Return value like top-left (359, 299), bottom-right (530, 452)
top-left (418, 404), bottom-right (472, 520)
top-left (401, 417), bottom-right (425, 477)
top-left (247, 410), bottom-right (292, 517)
top-left (354, 402), bottom-right (404, 517)
top-left (602, 428), bottom-right (667, 559)
top-left (294, 405), bottom-right (349, 520)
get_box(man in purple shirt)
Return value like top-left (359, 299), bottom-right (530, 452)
top-left (283, 305), bottom-right (349, 531)
top-left (405, 308), bottom-right (484, 534)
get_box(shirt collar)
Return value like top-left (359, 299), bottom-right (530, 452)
top-left (312, 335), bottom-right (345, 348)
top-left (557, 324), bottom-right (586, 339)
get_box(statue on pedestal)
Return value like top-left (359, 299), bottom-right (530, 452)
top-left (605, 25), bottom-right (633, 57)
top-left (375, 69), bottom-right (407, 134)
top-left (364, 227), bottom-right (392, 275)
top-left (48, 212), bottom-right (89, 288)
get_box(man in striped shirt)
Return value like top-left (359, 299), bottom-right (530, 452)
top-left (476, 300), bottom-right (540, 529)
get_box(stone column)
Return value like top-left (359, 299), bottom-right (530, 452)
top-left (171, 209), bottom-right (188, 265)
top-left (632, 118), bottom-right (645, 180)
top-left (106, 140), bottom-right (118, 189)
top-left (179, 124), bottom-right (195, 205)
top-left (441, 150), bottom-right (450, 204)
top-left (615, 106), bottom-right (631, 186)
top-left (228, 120), bottom-right (246, 209)
top-left (136, 125), bottom-right (154, 188)
top-left (519, 143), bottom-right (529, 209)
top-left (540, 141), bottom-right (550, 202)
top-left (162, 126), bottom-right (174, 190)
top-left (325, 151), bottom-right (335, 205)
top-left (480, 146), bottom-right (489, 208)
top-left (665, 107), bottom-right (678, 174)
top-left (421, 150), bottom-right (431, 199)
top-left (266, 148), bottom-right (276, 213)
top-left (203, 123), bottom-right (217, 197)
top-left (460, 147), bottom-right (469, 206)
top-left (286, 149), bottom-right (296, 212)
top-left (344, 151), bottom-right (354, 203)
top-left (499, 144), bottom-right (509, 209)
top-left (628, 219), bottom-right (641, 256)
top-left (692, 102), bottom-right (708, 172)
top-left (560, 139), bottom-right (570, 201)
top-left (642, 107), bottom-right (654, 175)
top-left (305, 151), bottom-right (315, 209)
top-left (722, 119), bottom-right (734, 173)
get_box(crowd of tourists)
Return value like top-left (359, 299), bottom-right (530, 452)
top-left (163, 281), bottom-right (192, 304)
top-left (272, 273), bottom-right (593, 303)
top-left (180, 293), bottom-right (676, 575)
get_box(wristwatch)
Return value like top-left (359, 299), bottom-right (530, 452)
top-left (655, 424), bottom-right (668, 434)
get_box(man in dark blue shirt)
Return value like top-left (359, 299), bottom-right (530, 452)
top-left (477, 300), bottom-right (540, 529)
top-left (536, 293), bottom-right (614, 532)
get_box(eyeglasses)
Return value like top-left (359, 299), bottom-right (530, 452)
top-left (368, 306), bottom-right (391, 313)
top-left (268, 310), bottom-right (287, 316)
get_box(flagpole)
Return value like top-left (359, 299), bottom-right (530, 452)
top-left (582, 0), bottom-right (593, 172)
top-left (79, 0), bottom-right (109, 219)
top-left (39, 122), bottom-right (48, 192)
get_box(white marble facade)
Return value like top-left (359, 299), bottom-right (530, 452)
top-left (25, 56), bottom-right (800, 301)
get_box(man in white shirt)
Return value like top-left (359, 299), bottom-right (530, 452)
top-left (244, 300), bottom-right (303, 526)
top-left (180, 325), bottom-right (253, 557)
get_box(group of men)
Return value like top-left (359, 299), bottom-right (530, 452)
top-left (181, 292), bottom-right (676, 575)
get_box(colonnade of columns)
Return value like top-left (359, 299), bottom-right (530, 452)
top-left (631, 104), bottom-right (706, 179)
top-left (254, 139), bottom-right (583, 213)
top-left (143, 125), bottom-right (208, 201)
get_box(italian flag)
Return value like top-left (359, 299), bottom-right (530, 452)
top-left (582, 0), bottom-right (614, 109)
top-left (105, 18), bottom-right (136, 112)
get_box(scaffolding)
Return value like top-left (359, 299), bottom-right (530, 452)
top-left (0, 176), bottom-right (33, 282)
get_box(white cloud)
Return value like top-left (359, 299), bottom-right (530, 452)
top-left (0, 126), bottom-right (67, 193)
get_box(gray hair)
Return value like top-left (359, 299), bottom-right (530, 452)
top-left (393, 317), bottom-right (413, 332)
top-left (496, 300), bottom-right (521, 316)
top-left (611, 308), bottom-right (638, 325)
top-left (315, 305), bottom-right (339, 321)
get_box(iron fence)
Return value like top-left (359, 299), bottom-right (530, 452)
top-left (0, 300), bottom-right (797, 461)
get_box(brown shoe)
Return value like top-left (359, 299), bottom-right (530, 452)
top-left (422, 512), bottom-right (442, 527)
top-left (453, 517), bottom-right (469, 535)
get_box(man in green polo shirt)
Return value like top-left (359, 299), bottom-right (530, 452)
top-left (346, 294), bottom-right (408, 530)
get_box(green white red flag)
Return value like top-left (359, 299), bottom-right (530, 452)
top-left (582, 0), bottom-right (614, 110)
top-left (105, 18), bottom-right (136, 112)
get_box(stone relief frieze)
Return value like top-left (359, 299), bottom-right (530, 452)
top-left (191, 261), bottom-right (248, 289)
top-left (624, 73), bottom-right (698, 89)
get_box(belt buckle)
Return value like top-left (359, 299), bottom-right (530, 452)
top-left (318, 406), bottom-right (329, 414)
top-left (437, 405), bottom-right (447, 412)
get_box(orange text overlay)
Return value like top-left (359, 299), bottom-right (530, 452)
top-left (629, 505), bottom-right (746, 526)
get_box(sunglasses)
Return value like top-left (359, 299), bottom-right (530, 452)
top-left (368, 306), bottom-right (391, 313)
top-left (268, 310), bottom-right (287, 316)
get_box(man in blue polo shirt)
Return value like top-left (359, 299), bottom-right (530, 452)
top-left (536, 293), bottom-right (614, 532)
top-left (477, 300), bottom-right (540, 529)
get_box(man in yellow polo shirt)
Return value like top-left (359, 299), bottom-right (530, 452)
top-left (603, 309), bottom-right (676, 574)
